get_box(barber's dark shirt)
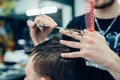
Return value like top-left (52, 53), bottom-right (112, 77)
top-left (66, 15), bottom-right (120, 80)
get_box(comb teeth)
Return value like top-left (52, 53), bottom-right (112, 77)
top-left (84, 0), bottom-right (94, 32)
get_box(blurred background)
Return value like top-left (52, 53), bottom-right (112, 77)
top-left (0, 0), bottom-right (119, 80)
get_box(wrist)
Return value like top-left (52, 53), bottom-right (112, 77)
top-left (105, 51), bottom-right (120, 80)
top-left (105, 51), bottom-right (120, 71)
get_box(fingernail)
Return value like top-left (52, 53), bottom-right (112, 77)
top-left (27, 20), bottom-right (34, 27)
top-left (61, 54), bottom-right (68, 58)
top-left (60, 54), bottom-right (65, 57)
top-left (60, 40), bottom-right (64, 43)
top-left (59, 29), bottom-right (62, 33)
top-left (59, 29), bottom-right (65, 33)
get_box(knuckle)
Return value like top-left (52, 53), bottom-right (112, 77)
top-left (70, 54), bottom-right (75, 57)
top-left (82, 51), bottom-right (91, 58)
top-left (69, 42), bottom-right (75, 47)
top-left (102, 36), bottom-right (106, 40)
top-left (71, 32), bottom-right (77, 38)
top-left (85, 44), bottom-right (91, 49)
top-left (34, 16), bottom-right (41, 22)
top-left (87, 38), bottom-right (95, 44)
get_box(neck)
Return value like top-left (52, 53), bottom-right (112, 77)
top-left (95, 0), bottom-right (120, 19)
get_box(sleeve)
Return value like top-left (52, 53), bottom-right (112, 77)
top-left (66, 15), bottom-right (86, 30)
top-left (62, 15), bottom-right (85, 41)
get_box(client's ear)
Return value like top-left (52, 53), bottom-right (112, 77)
top-left (39, 77), bottom-right (51, 80)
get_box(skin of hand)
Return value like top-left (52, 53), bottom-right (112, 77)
top-left (27, 15), bottom-right (57, 46)
top-left (60, 29), bottom-right (120, 80)
top-left (59, 29), bottom-right (119, 69)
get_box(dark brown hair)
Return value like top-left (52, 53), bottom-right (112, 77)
top-left (31, 36), bottom-right (86, 80)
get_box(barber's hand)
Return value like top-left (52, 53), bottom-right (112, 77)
top-left (60, 29), bottom-right (117, 68)
top-left (27, 15), bottom-right (57, 46)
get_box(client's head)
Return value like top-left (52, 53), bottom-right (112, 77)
top-left (24, 36), bottom-right (86, 80)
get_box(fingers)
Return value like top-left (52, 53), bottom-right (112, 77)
top-left (27, 20), bottom-right (38, 33)
top-left (60, 49), bottom-right (91, 60)
top-left (27, 20), bottom-right (35, 28)
top-left (60, 29), bottom-right (83, 41)
top-left (84, 30), bottom-right (102, 38)
top-left (84, 29), bottom-right (106, 42)
top-left (34, 15), bottom-right (58, 28)
top-left (60, 52), bottom-right (82, 58)
top-left (27, 20), bottom-right (39, 32)
top-left (60, 51), bottom-right (92, 62)
top-left (27, 15), bottom-right (56, 33)
top-left (60, 40), bottom-right (83, 49)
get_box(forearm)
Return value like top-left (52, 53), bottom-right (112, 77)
top-left (106, 52), bottom-right (120, 80)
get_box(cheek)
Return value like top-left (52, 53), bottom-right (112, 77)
top-left (24, 73), bottom-right (36, 80)
top-left (24, 76), bottom-right (34, 80)
top-left (27, 73), bottom-right (40, 80)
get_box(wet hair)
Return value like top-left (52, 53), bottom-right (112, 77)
top-left (31, 36), bottom-right (86, 80)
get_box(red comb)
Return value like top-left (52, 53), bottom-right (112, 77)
top-left (84, 0), bottom-right (94, 32)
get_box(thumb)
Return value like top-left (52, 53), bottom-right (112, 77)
top-left (27, 20), bottom-right (35, 28)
